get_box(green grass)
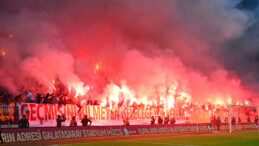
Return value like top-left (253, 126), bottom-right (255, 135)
top-left (63, 131), bottom-right (259, 146)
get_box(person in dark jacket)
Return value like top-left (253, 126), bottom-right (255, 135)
top-left (43, 93), bottom-right (54, 104)
top-left (231, 117), bottom-right (236, 125)
top-left (158, 116), bottom-right (163, 124)
top-left (151, 116), bottom-right (155, 125)
top-left (81, 115), bottom-right (92, 126)
top-left (57, 115), bottom-right (66, 127)
top-left (36, 93), bottom-right (43, 103)
top-left (43, 93), bottom-right (50, 103)
top-left (216, 117), bottom-right (221, 130)
top-left (2, 91), bottom-right (8, 103)
top-left (0, 125), bottom-right (3, 144)
top-left (18, 115), bottom-right (29, 128)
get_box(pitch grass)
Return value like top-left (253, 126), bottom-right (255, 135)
top-left (65, 131), bottom-right (259, 146)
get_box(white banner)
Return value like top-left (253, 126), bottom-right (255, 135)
top-left (17, 103), bottom-right (176, 127)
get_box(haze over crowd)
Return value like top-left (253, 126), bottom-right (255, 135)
top-left (0, 0), bottom-right (259, 104)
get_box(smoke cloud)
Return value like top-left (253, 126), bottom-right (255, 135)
top-left (0, 0), bottom-right (258, 104)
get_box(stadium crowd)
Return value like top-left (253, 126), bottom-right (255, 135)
top-left (0, 86), bottom-right (259, 130)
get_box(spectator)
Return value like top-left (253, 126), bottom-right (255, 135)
top-left (57, 115), bottom-right (66, 127)
top-left (69, 116), bottom-right (77, 127)
top-left (170, 117), bottom-right (176, 124)
top-left (87, 97), bottom-right (93, 105)
top-left (158, 116), bottom-right (163, 124)
top-left (93, 100), bottom-right (98, 105)
top-left (14, 94), bottom-right (22, 103)
top-left (26, 91), bottom-right (34, 103)
top-left (19, 115), bottom-right (29, 128)
top-left (151, 116), bottom-right (155, 125)
top-left (247, 116), bottom-right (251, 123)
top-left (36, 93), bottom-right (43, 103)
top-left (211, 116), bottom-right (216, 127)
top-left (2, 91), bottom-right (8, 103)
top-left (48, 96), bottom-right (54, 104)
top-left (255, 115), bottom-right (258, 126)
top-left (49, 93), bottom-right (54, 103)
top-left (123, 118), bottom-right (130, 126)
top-left (231, 117), bottom-right (236, 125)
top-left (224, 117), bottom-right (228, 124)
top-left (58, 96), bottom-right (64, 105)
top-left (0, 125), bottom-right (3, 144)
top-left (216, 117), bottom-right (221, 130)
top-left (53, 96), bottom-right (59, 104)
top-left (43, 93), bottom-right (48, 103)
top-left (81, 115), bottom-right (92, 126)
top-left (164, 116), bottom-right (169, 124)
top-left (43, 93), bottom-right (53, 104)
top-left (61, 114), bottom-right (66, 126)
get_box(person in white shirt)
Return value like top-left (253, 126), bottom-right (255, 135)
top-left (27, 92), bottom-right (34, 103)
